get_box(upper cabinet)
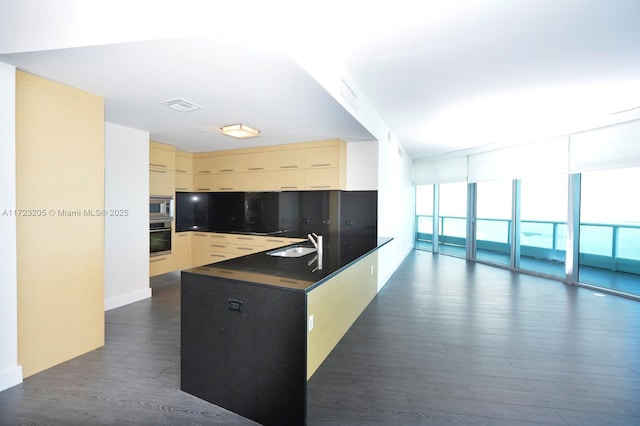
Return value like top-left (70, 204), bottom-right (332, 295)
top-left (150, 141), bottom-right (175, 196)
top-left (171, 139), bottom-right (346, 192)
top-left (175, 150), bottom-right (193, 192)
top-left (149, 141), bottom-right (175, 170)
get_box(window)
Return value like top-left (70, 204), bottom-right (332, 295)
top-left (416, 185), bottom-right (434, 250)
top-left (519, 175), bottom-right (567, 277)
top-left (579, 167), bottom-right (640, 295)
top-left (438, 182), bottom-right (467, 257)
top-left (475, 180), bottom-right (512, 266)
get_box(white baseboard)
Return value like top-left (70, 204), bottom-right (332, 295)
top-left (104, 288), bottom-right (152, 311)
top-left (0, 365), bottom-right (23, 392)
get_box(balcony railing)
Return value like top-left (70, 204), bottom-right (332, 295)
top-left (416, 215), bottom-right (640, 275)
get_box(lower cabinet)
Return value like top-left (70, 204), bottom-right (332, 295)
top-left (149, 254), bottom-right (174, 277)
top-left (306, 250), bottom-right (378, 379)
top-left (150, 232), bottom-right (306, 276)
top-left (181, 247), bottom-right (379, 425)
top-left (173, 232), bottom-right (191, 270)
top-left (191, 233), bottom-right (304, 268)
top-left (181, 273), bottom-right (306, 426)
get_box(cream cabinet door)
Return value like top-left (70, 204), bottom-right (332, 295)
top-left (150, 168), bottom-right (175, 196)
top-left (193, 156), bottom-right (214, 175)
top-left (175, 173), bottom-right (193, 192)
top-left (150, 254), bottom-right (174, 277)
top-left (305, 168), bottom-right (340, 190)
top-left (175, 152), bottom-right (193, 174)
top-left (150, 146), bottom-right (176, 169)
top-left (238, 152), bottom-right (273, 172)
top-left (193, 174), bottom-right (216, 192)
top-left (305, 146), bottom-right (340, 168)
top-left (211, 155), bottom-right (239, 173)
top-left (272, 148), bottom-right (305, 171)
top-left (174, 232), bottom-right (192, 270)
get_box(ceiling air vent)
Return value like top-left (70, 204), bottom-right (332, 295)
top-left (161, 98), bottom-right (202, 112)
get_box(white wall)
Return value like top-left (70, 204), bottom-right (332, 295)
top-left (288, 53), bottom-right (415, 291)
top-left (346, 141), bottom-right (378, 190)
top-left (0, 62), bottom-right (23, 391)
top-left (376, 136), bottom-right (415, 289)
top-left (104, 122), bottom-right (151, 310)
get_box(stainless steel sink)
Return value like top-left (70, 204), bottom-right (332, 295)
top-left (267, 246), bottom-right (317, 258)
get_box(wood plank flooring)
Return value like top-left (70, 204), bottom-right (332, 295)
top-left (1, 250), bottom-right (639, 425)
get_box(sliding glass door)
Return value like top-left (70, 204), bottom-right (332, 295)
top-left (475, 180), bottom-right (512, 266)
top-left (519, 174), bottom-right (568, 277)
top-left (579, 167), bottom-right (640, 295)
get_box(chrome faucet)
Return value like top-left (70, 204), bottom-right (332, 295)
top-left (308, 233), bottom-right (323, 257)
top-left (307, 233), bottom-right (323, 271)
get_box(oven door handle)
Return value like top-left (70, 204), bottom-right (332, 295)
top-left (150, 228), bottom-right (172, 233)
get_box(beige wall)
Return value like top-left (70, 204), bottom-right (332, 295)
top-left (16, 71), bottom-right (105, 377)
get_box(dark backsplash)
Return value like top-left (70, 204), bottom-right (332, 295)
top-left (175, 190), bottom-right (377, 238)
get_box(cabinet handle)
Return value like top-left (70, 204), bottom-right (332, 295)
top-left (237, 247), bottom-right (254, 251)
top-left (310, 185), bottom-right (331, 188)
top-left (150, 163), bottom-right (167, 168)
top-left (236, 236), bottom-right (253, 240)
top-left (211, 244), bottom-right (225, 248)
top-left (248, 167), bottom-right (264, 171)
top-left (219, 187), bottom-right (234, 190)
top-left (197, 170), bottom-right (211, 174)
top-left (211, 254), bottom-right (226, 258)
top-left (266, 239), bottom-right (284, 242)
top-left (193, 233), bottom-right (207, 236)
top-left (150, 257), bottom-right (167, 262)
top-left (196, 188), bottom-right (210, 191)
top-left (176, 169), bottom-right (188, 173)
top-left (280, 186), bottom-right (298, 189)
top-left (177, 234), bottom-right (188, 237)
top-left (211, 235), bottom-right (226, 239)
top-left (150, 169), bottom-right (167, 174)
top-left (219, 169), bottom-right (234, 172)
top-left (176, 187), bottom-right (187, 191)
top-left (279, 165), bottom-right (298, 169)
top-left (310, 163), bottom-right (331, 167)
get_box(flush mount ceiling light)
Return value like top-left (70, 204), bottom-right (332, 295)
top-left (219, 123), bottom-right (261, 139)
top-left (161, 98), bottom-right (202, 112)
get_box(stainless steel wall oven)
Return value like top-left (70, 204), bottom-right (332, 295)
top-left (150, 220), bottom-right (172, 257)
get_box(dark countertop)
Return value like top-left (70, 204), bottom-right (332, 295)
top-left (182, 234), bottom-right (392, 293)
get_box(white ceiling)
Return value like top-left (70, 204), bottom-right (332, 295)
top-left (1, 0), bottom-right (640, 160)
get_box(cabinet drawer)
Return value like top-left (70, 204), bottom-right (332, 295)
top-left (150, 254), bottom-right (174, 276)
top-left (228, 244), bottom-right (263, 255)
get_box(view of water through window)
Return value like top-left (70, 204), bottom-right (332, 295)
top-left (415, 168), bottom-right (640, 296)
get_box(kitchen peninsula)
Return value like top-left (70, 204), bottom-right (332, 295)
top-left (181, 233), bottom-right (391, 426)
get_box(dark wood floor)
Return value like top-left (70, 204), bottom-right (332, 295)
top-left (1, 250), bottom-right (639, 425)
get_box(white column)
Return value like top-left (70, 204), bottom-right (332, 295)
top-left (104, 123), bottom-right (151, 310)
